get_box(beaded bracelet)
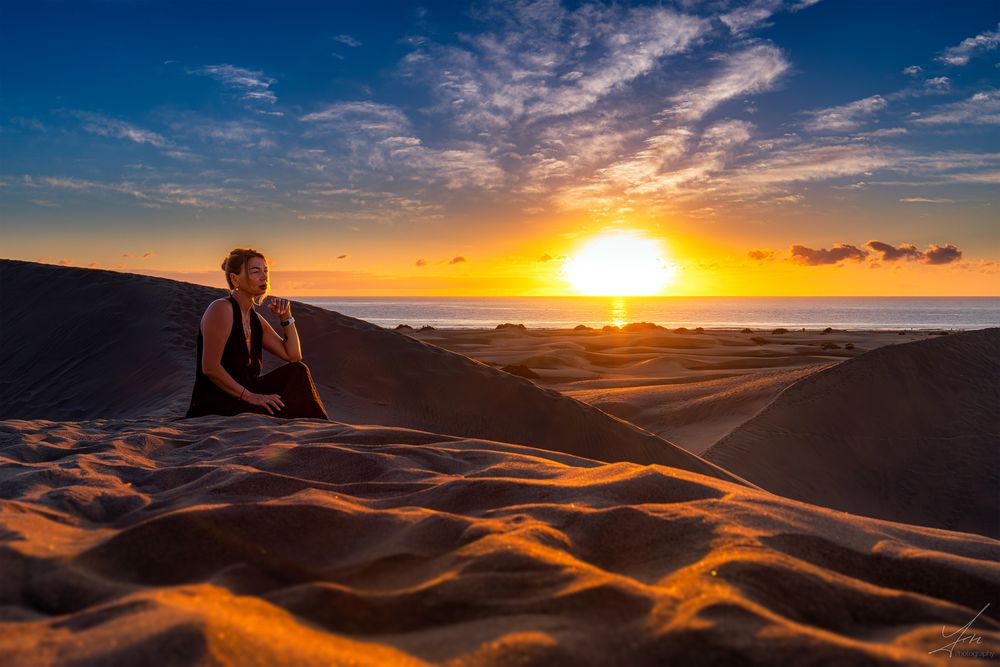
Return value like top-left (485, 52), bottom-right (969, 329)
top-left (239, 387), bottom-right (246, 401)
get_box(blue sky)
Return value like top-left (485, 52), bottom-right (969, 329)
top-left (1, 0), bottom-right (998, 294)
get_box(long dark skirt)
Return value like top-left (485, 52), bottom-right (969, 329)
top-left (245, 361), bottom-right (330, 419)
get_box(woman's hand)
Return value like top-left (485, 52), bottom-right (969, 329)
top-left (244, 391), bottom-right (285, 415)
top-left (268, 296), bottom-right (292, 320)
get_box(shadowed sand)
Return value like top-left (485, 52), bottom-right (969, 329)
top-left (704, 327), bottom-right (1000, 539)
top-left (1, 259), bottom-right (999, 665)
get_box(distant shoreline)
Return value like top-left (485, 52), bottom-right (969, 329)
top-left (388, 325), bottom-right (989, 333)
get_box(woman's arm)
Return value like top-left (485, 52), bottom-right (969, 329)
top-left (259, 314), bottom-right (302, 363)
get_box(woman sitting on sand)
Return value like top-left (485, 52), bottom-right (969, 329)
top-left (185, 248), bottom-right (330, 420)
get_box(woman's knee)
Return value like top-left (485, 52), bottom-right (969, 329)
top-left (289, 360), bottom-right (311, 375)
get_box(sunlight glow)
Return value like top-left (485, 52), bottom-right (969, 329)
top-left (562, 234), bottom-right (677, 296)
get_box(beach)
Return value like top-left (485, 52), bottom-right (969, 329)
top-left (2, 259), bottom-right (999, 665)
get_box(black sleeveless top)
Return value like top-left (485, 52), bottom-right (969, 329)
top-left (185, 295), bottom-right (263, 417)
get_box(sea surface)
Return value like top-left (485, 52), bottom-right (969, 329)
top-left (293, 296), bottom-right (1000, 330)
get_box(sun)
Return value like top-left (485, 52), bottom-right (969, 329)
top-left (561, 234), bottom-right (677, 296)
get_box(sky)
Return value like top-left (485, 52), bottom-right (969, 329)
top-left (1, 0), bottom-right (998, 296)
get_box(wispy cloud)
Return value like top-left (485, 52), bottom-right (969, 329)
top-left (400, 2), bottom-right (707, 129)
top-left (21, 174), bottom-right (263, 209)
top-left (803, 95), bottom-right (886, 132)
top-left (720, 0), bottom-right (821, 34)
top-left (936, 22), bottom-right (1000, 65)
top-left (301, 101), bottom-right (410, 134)
top-left (924, 76), bottom-right (951, 90)
top-left (299, 101), bottom-right (505, 190)
top-left (74, 111), bottom-right (170, 147)
top-left (664, 45), bottom-right (789, 122)
top-left (333, 34), bottom-right (361, 47)
top-left (191, 64), bottom-right (278, 105)
top-left (910, 89), bottom-right (1000, 125)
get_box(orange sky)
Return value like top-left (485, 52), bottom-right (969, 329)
top-left (24, 223), bottom-right (993, 297)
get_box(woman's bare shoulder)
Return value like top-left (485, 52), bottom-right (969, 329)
top-left (201, 298), bottom-right (233, 322)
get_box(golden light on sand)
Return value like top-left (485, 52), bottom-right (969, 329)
top-left (562, 234), bottom-right (677, 296)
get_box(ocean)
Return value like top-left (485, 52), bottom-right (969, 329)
top-left (293, 296), bottom-right (1000, 331)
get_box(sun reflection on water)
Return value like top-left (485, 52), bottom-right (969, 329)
top-left (610, 297), bottom-right (628, 328)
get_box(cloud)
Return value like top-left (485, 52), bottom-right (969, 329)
top-left (449, 256), bottom-right (467, 264)
top-left (415, 258), bottom-right (428, 266)
top-left (192, 64), bottom-right (278, 105)
top-left (903, 65), bottom-right (922, 76)
top-left (337, 254), bottom-right (349, 259)
top-left (299, 102), bottom-right (505, 190)
top-left (910, 88), bottom-right (1000, 125)
top-left (723, 142), bottom-right (892, 193)
top-left (863, 240), bottom-right (963, 265)
top-left (22, 174), bottom-right (261, 209)
top-left (789, 243), bottom-right (868, 265)
top-left (924, 76), bottom-right (951, 90)
top-left (747, 248), bottom-right (774, 261)
top-left (292, 186), bottom-right (444, 225)
top-left (8, 116), bottom-right (46, 132)
top-left (300, 101), bottom-right (410, 134)
top-left (720, 0), bottom-right (820, 34)
top-left (937, 22), bottom-right (1000, 66)
top-left (538, 253), bottom-right (553, 262)
top-left (178, 118), bottom-right (271, 145)
top-left (664, 44), bottom-right (789, 122)
top-left (899, 197), bottom-right (955, 203)
top-left (864, 240), bottom-right (923, 261)
top-left (333, 34), bottom-right (361, 47)
top-left (923, 243), bottom-right (962, 265)
top-left (803, 95), bottom-right (886, 132)
top-left (74, 112), bottom-right (170, 147)
top-left (142, 251), bottom-right (155, 258)
top-left (401, 2), bottom-right (707, 128)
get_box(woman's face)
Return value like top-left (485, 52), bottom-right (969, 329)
top-left (233, 257), bottom-right (270, 299)
top-left (245, 258), bottom-right (270, 295)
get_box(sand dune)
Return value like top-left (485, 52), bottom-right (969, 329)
top-left (413, 327), bottom-right (922, 454)
top-left (2, 415), bottom-right (998, 666)
top-left (0, 259), bottom-right (741, 483)
top-left (705, 327), bottom-right (1000, 539)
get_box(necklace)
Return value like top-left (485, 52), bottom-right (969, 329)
top-left (234, 289), bottom-right (252, 347)
top-left (242, 310), bottom-right (252, 346)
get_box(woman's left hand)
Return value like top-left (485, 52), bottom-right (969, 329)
top-left (268, 297), bottom-right (292, 319)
